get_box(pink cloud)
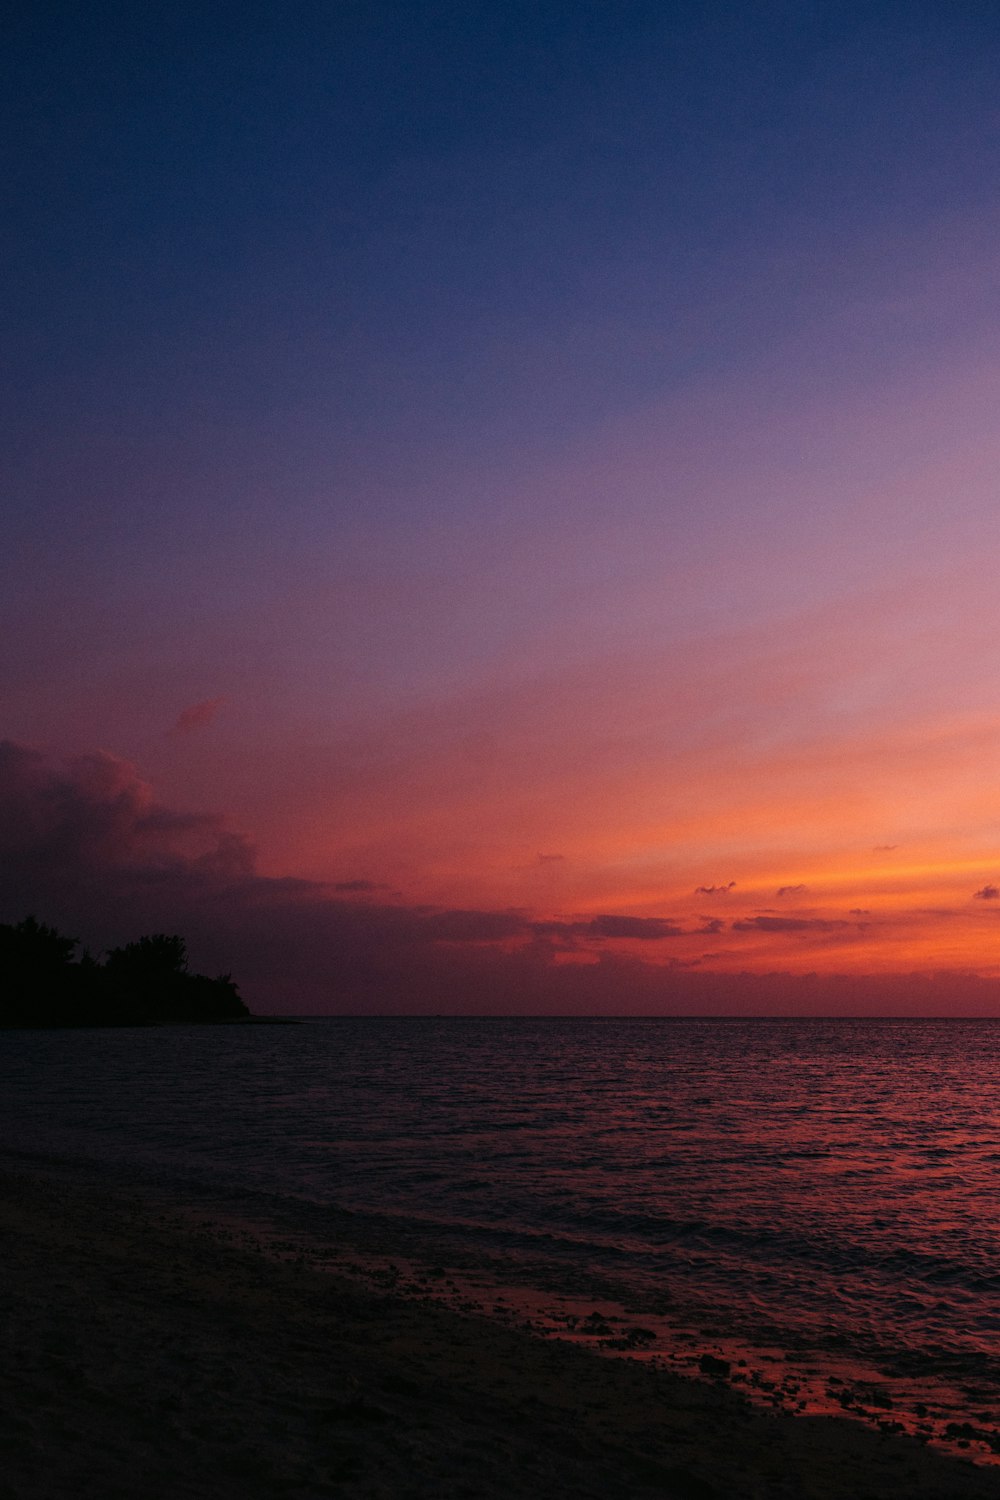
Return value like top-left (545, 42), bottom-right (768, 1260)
top-left (171, 697), bottom-right (227, 735)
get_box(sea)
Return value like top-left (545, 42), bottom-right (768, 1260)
top-left (4, 1016), bottom-right (1000, 1456)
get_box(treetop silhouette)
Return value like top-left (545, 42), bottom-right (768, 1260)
top-left (0, 916), bottom-right (249, 1028)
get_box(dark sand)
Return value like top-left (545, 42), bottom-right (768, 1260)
top-left (1, 1161), bottom-right (997, 1500)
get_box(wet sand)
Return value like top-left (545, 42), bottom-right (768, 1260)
top-left (1, 1161), bottom-right (997, 1500)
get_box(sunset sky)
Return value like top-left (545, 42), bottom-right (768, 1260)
top-left (5, 2), bottom-right (1000, 1012)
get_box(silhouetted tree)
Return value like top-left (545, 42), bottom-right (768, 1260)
top-left (104, 933), bottom-right (188, 978)
top-left (0, 919), bottom-right (249, 1026)
top-left (0, 916), bottom-right (79, 1025)
top-left (0, 914), bottom-right (77, 970)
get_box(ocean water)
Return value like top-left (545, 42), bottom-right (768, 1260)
top-left (4, 1016), bottom-right (1000, 1442)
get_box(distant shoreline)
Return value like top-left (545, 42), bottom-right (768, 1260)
top-left (0, 1014), bottom-right (303, 1029)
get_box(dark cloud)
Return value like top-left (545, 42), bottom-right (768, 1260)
top-left (575, 914), bottom-right (686, 940)
top-left (873, 844), bottom-right (898, 852)
top-left (974, 885), bottom-right (1000, 901)
top-left (776, 884), bottom-right (807, 897)
top-left (848, 908), bottom-right (870, 916)
top-left (731, 916), bottom-right (852, 934)
top-left (513, 852), bottom-right (567, 873)
top-left (170, 697), bottom-right (227, 734)
top-left (0, 741), bottom-right (703, 1006)
top-left (421, 909), bottom-right (531, 943)
top-left (3, 740), bottom-right (999, 1016)
top-left (531, 915), bottom-right (689, 942)
top-left (0, 740), bottom-right (254, 883)
top-left (694, 881), bottom-right (735, 895)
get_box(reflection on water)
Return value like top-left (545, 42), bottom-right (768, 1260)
top-left (4, 1017), bottom-right (1000, 1435)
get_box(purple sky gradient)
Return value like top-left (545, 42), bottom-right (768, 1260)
top-left (6, 3), bottom-right (1000, 1009)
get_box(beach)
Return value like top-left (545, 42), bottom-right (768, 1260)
top-left (2, 1158), bottom-right (996, 1500)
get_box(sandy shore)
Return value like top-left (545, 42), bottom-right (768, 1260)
top-left (1, 1161), bottom-right (997, 1500)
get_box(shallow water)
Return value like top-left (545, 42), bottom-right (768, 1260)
top-left (4, 1016), bottom-right (1000, 1436)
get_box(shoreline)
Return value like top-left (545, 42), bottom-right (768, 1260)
top-left (2, 1156), bottom-right (997, 1499)
top-left (0, 1014), bottom-right (303, 1029)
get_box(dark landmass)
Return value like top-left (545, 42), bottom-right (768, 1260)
top-left (0, 916), bottom-right (251, 1027)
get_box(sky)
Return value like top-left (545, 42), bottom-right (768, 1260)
top-left (5, 1), bottom-right (1000, 1013)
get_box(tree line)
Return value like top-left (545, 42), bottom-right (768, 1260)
top-left (0, 916), bottom-right (249, 1027)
